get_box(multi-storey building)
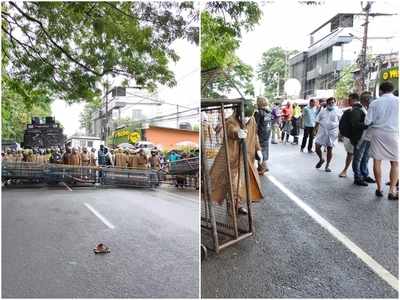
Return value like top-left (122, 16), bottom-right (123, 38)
top-left (90, 86), bottom-right (199, 140)
top-left (289, 13), bottom-right (398, 98)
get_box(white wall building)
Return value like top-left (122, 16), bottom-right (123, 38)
top-left (92, 87), bottom-right (199, 140)
top-left (289, 12), bottom-right (398, 98)
top-left (65, 136), bottom-right (104, 151)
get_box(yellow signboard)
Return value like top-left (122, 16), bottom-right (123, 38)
top-left (113, 129), bottom-right (141, 143)
top-left (129, 132), bottom-right (140, 143)
top-left (113, 130), bottom-right (130, 138)
top-left (382, 68), bottom-right (398, 80)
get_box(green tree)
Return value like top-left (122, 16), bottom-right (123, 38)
top-left (334, 65), bottom-right (356, 103)
top-left (2, 76), bottom-right (51, 142)
top-left (257, 47), bottom-right (298, 100)
top-left (201, 2), bottom-right (262, 98)
top-left (2, 1), bottom-right (198, 105)
top-left (79, 98), bottom-right (102, 135)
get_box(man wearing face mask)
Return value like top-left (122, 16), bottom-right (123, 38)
top-left (209, 100), bottom-right (264, 215)
top-left (314, 97), bottom-right (342, 172)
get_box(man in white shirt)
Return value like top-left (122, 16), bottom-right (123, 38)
top-left (314, 97), bottom-right (342, 172)
top-left (365, 82), bottom-right (399, 200)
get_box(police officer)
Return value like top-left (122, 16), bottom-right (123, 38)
top-left (136, 149), bottom-right (148, 169)
top-left (80, 147), bottom-right (90, 166)
top-left (149, 150), bottom-right (161, 170)
top-left (70, 147), bottom-right (81, 165)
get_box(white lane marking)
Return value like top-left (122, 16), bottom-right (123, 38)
top-left (84, 203), bottom-right (115, 229)
top-left (267, 174), bottom-right (399, 292)
top-left (157, 189), bottom-right (198, 203)
top-left (61, 182), bottom-right (72, 191)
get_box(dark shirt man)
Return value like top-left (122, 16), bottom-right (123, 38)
top-left (98, 145), bottom-right (106, 166)
top-left (255, 96), bottom-right (272, 173)
top-left (351, 92), bottom-right (375, 186)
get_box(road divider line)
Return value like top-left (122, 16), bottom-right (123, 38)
top-left (84, 203), bottom-right (115, 229)
top-left (61, 182), bottom-right (72, 191)
top-left (267, 174), bottom-right (399, 292)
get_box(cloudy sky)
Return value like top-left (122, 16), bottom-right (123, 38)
top-left (236, 0), bottom-right (399, 95)
top-left (52, 38), bottom-right (199, 136)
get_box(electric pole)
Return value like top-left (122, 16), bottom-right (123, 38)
top-left (176, 104), bottom-right (179, 128)
top-left (276, 72), bottom-right (280, 98)
top-left (104, 84), bottom-right (109, 145)
top-left (359, 1), bottom-right (372, 92)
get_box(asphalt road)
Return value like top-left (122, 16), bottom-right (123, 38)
top-left (201, 135), bottom-right (398, 298)
top-left (2, 184), bottom-right (199, 298)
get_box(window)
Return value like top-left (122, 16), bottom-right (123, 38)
top-left (88, 141), bottom-right (93, 147)
top-left (132, 109), bottom-right (143, 120)
top-left (326, 48), bottom-right (331, 64)
top-left (111, 87), bottom-right (126, 97)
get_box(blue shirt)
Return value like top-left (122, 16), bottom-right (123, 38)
top-left (169, 152), bottom-right (181, 162)
top-left (98, 149), bottom-right (106, 165)
top-left (303, 106), bottom-right (317, 127)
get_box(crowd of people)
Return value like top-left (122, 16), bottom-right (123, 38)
top-left (2, 144), bottom-right (198, 172)
top-left (254, 81), bottom-right (399, 200)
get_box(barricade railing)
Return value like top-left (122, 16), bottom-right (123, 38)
top-left (201, 99), bottom-right (254, 254)
top-left (161, 157), bottom-right (199, 189)
top-left (1, 161), bottom-right (161, 188)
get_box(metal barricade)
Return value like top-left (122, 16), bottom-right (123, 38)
top-left (1, 161), bottom-right (47, 183)
top-left (164, 157), bottom-right (199, 189)
top-left (201, 99), bottom-right (254, 254)
top-left (1, 161), bottom-right (158, 188)
top-left (46, 164), bottom-right (98, 184)
top-left (100, 167), bottom-right (160, 188)
top-left (168, 157), bottom-right (199, 175)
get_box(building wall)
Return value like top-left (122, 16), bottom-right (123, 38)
top-left (144, 127), bottom-right (199, 150)
top-left (67, 138), bottom-right (103, 150)
top-left (288, 13), bottom-right (399, 98)
top-left (92, 90), bottom-right (199, 140)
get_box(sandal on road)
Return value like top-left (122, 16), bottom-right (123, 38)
top-left (93, 243), bottom-right (111, 254)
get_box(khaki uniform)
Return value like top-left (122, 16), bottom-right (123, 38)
top-left (149, 155), bottom-right (161, 170)
top-left (32, 154), bottom-right (41, 163)
top-left (40, 154), bottom-right (48, 164)
top-left (80, 152), bottom-right (90, 166)
top-left (127, 153), bottom-right (137, 168)
top-left (89, 152), bottom-right (97, 166)
top-left (136, 153), bottom-right (148, 169)
top-left (209, 115), bottom-right (263, 204)
top-left (25, 152), bottom-right (34, 162)
top-left (115, 151), bottom-right (128, 168)
top-left (7, 154), bottom-right (16, 162)
top-left (15, 153), bottom-right (24, 162)
top-left (63, 152), bottom-right (72, 165)
top-left (70, 152), bottom-right (81, 165)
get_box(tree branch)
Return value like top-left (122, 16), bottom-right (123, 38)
top-left (2, 25), bottom-right (61, 73)
top-left (9, 1), bottom-right (103, 77)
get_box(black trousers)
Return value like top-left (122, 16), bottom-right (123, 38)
top-left (301, 126), bottom-right (315, 151)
